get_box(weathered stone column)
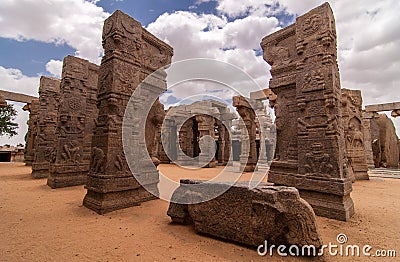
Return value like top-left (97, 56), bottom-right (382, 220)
top-left (31, 77), bottom-right (60, 178)
top-left (233, 96), bottom-right (257, 172)
top-left (362, 111), bottom-right (377, 168)
top-left (261, 3), bottom-right (354, 221)
top-left (196, 115), bottom-right (217, 168)
top-left (23, 99), bottom-right (39, 166)
top-left (83, 10), bottom-right (173, 214)
top-left (47, 56), bottom-right (99, 188)
top-left (341, 89), bottom-right (369, 180)
top-left (177, 118), bottom-right (195, 165)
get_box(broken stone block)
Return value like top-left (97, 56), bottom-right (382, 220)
top-left (168, 179), bottom-right (322, 250)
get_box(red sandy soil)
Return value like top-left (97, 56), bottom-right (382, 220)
top-left (0, 163), bottom-right (399, 261)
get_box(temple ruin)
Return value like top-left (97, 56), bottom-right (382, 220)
top-left (261, 3), bottom-right (354, 221)
top-left (163, 100), bottom-right (235, 167)
top-left (31, 77), bottom-right (61, 179)
top-left (82, 10), bottom-right (173, 214)
top-left (47, 56), bottom-right (100, 188)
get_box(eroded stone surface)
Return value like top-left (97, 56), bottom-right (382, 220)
top-left (47, 56), bottom-right (99, 188)
top-left (168, 179), bottom-right (322, 250)
top-left (82, 10), bottom-right (173, 214)
top-left (261, 3), bottom-right (354, 221)
top-left (31, 76), bottom-right (60, 179)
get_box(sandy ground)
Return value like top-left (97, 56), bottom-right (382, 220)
top-left (0, 162), bottom-right (399, 261)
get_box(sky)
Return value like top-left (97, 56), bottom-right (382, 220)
top-left (0, 0), bottom-right (399, 145)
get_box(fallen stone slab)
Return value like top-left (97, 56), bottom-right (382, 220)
top-left (168, 179), bottom-right (322, 252)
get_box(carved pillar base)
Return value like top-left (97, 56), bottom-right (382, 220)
top-left (269, 162), bottom-right (354, 221)
top-left (83, 171), bottom-right (159, 214)
top-left (24, 157), bottom-right (34, 166)
top-left (299, 190), bottom-right (354, 222)
top-left (31, 163), bottom-right (50, 179)
top-left (83, 186), bottom-right (157, 215)
top-left (239, 155), bottom-right (257, 172)
top-left (47, 163), bottom-right (89, 188)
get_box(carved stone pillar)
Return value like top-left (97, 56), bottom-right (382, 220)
top-left (47, 56), bottom-right (99, 188)
top-left (196, 115), bottom-right (217, 168)
top-left (233, 96), bottom-right (257, 172)
top-left (261, 3), bottom-right (354, 221)
top-left (31, 77), bottom-right (60, 178)
top-left (83, 10), bottom-right (173, 214)
top-left (23, 99), bottom-right (39, 166)
top-left (362, 111), bottom-right (376, 168)
top-left (341, 89), bottom-right (369, 180)
top-left (177, 118), bottom-right (195, 165)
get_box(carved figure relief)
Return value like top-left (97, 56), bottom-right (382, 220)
top-left (61, 140), bottom-right (82, 163)
top-left (347, 118), bottom-right (364, 148)
top-left (302, 14), bottom-right (322, 36)
top-left (91, 147), bottom-right (105, 173)
top-left (304, 143), bottom-right (334, 176)
top-left (302, 70), bottom-right (325, 92)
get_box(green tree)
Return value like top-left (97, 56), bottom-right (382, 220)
top-left (0, 105), bottom-right (18, 138)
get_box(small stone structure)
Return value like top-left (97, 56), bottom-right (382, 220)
top-left (168, 179), bottom-right (322, 251)
top-left (164, 100), bottom-right (235, 167)
top-left (83, 10), bottom-right (173, 214)
top-left (261, 3), bottom-right (354, 221)
top-left (31, 77), bottom-right (61, 179)
top-left (23, 99), bottom-right (40, 166)
top-left (0, 145), bottom-right (25, 162)
top-left (47, 56), bottom-right (99, 188)
top-left (341, 89), bottom-right (368, 180)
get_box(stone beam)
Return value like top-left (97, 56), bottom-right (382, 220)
top-left (0, 90), bottom-right (37, 104)
top-left (249, 89), bottom-right (277, 102)
top-left (365, 102), bottom-right (400, 113)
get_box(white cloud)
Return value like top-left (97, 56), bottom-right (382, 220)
top-left (147, 11), bottom-right (278, 102)
top-left (0, 66), bottom-right (40, 97)
top-left (45, 59), bottom-right (63, 78)
top-left (0, 0), bottom-right (109, 64)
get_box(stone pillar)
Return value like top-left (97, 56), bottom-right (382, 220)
top-left (145, 99), bottom-right (166, 167)
top-left (341, 89), bottom-right (369, 180)
top-left (255, 102), bottom-right (269, 166)
top-left (216, 120), bottom-right (229, 165)
top-left (31, 77), bottom-right (60, 178)
top-left (23, 99), bottom-right (39, 166)
top-left (233, 96), bottom-right (257, 172)
top-left (83, 10), bottom-right (173, 214)
top-left (177, 118), bottom-right (195, 165)
top-left (261, 3), bottom-right (354, 221)
top-left (47, 56), bottom-right (99, 188)
top-left (0, 94), bottom-right (6, 108)
top-left (362, 111), bottom-right (375, 168)
top-left (196, 115), bottom-right (217, 168)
